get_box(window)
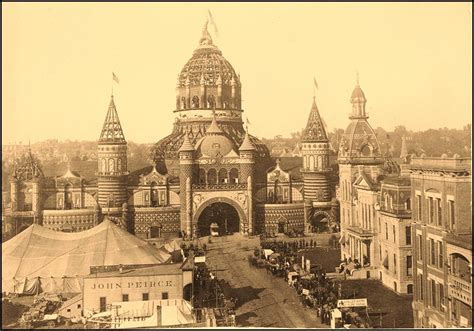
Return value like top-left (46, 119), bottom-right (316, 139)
top-left (67, 308), bottom-right (71, 313)
top-left (99, 297), bottom-right (107, 312)
top-left (77, 304), bottom-right (81, 309)
top-left (436, 198), bottom-right (442, 226)
top-left (439, 284), bottom-right (444, 311)
top-left (437, 241), bottom-right (443, 269)
top-left (430, 239), bottom-right (436, 265)
top-left (162, 292), bottom-right (169, 300)
top-left (122, 294), bottom-right (129, 302)
top-left (385, 223), bottom-right (388, 240)
top-left (405, 226), bottom-right (412, 245)
top-left (417, 235), bottom-right (423, 261)
top-left (418, 275), bottom-right (424, 300)
top-left (417, 195), bottom-right (422, 221)
top-left (430, 280), bottom-right (437, 307)
top-left (448, 200), bottom-right (455, 229)
top-left (407, 255), bottom-right (413, 276)
top-left (407, 284), bottom-right (413, 294)
top-left (393, 254), bottom-right (397, 274)
top-left (406, 198), bottom-right (411, 211)
top-left (428, 197), bottom-right (434, 223)
top-left (392, 225), bottom-right (396, 243)
top-left (142, 293), bottom-right (149, 301)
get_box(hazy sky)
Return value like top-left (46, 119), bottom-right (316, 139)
top-left (2, 2), bottom-right (472, 144)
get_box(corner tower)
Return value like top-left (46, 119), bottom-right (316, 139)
top-left (301, 96), bottom-right (337, 233)
top-left (97, 95), bottom-right (129, 209)
top-left (337, 79), bottom-right (384, 263)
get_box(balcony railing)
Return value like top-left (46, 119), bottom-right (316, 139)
top-left (448, 274), bottom-right (472, 306)
top-left (192, 183), bottom-right (247, 191)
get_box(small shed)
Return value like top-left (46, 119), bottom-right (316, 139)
top-left (58, 293), bottom-right (82, 320)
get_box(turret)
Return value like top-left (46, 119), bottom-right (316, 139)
top-left (178, 132), bottom-right (195, 237)
top-left (301, 97), bottom-right (331, 202)
top-left (239, 129), bottom-right (256, 184)
top-left (97, 95), bottom-right (128, 209)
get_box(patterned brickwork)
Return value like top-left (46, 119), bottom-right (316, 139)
top-left (255, 203), bottom-right (305, 234)
top-left (131, 207), bottom-right (181, 236)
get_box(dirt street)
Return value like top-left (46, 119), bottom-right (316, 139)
top-left (204, 234), bottom-right (326, 328)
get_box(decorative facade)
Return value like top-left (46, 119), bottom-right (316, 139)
top-left (3, 19), bottom-right (340, 240)
top-left (337, 82), bottom-right (415, 295)
top-left (410, 156), bottom-right (471, 328)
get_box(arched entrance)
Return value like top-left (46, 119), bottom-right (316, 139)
top-left (311, 211), bottom-right (333, 233)
top-left (196, 202), bottom-right (240, 237)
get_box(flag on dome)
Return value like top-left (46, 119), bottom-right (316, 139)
top-left (113, 72), bottom-right (120, 84)
top-left (313, 77), bottom-right (318, 90)
top-left (208, 10), bottom-right (219, 37)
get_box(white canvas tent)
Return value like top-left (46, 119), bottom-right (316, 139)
top-left (2, 219), bottom-right (172, 294)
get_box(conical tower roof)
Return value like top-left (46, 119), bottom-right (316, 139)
top-left (179, 133), bottom-right (195, 153)
top-left (99, 96), bottom-right (126, 144)
top-left (205, 113), bottom-right (224, 135)
top-left (239, 130), bottom-right (256, 151)
top-left (302, 98), bottom-right (328, 143)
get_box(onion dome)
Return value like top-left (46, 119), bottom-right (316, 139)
top-left (178, 132), bottom-right (195, 153)
top-left (177, 20), bottom-right (239, 87)
top-left (239, 130), bottom-right (256, 151)
top-left (338, 83), bottom-right (382, 164)
top-left (99, 95), bottom-right (126, 144)
top-left (351, 85), bottom-right (366, 101)
top-left (302, 97), bottom-right (328, 143)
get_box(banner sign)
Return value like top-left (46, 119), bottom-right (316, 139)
top-left (337, 298), bottom-right (367, 308)
top-left (194, 256), bottom-right (206, 263)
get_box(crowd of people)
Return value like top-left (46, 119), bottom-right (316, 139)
top-left (250, 239), bottom-right (371, 328)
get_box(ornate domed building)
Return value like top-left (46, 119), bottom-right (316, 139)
top-left (4, 19), bottom-right (340, 240)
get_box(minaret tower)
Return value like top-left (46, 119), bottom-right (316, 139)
top-left (178, 131), bottom-right (195, 238)
top-left (97, 95), bottom-right (129, 209)
top-left (301, 97), bottom-right (332, 202)
top-left (301, 96), bottom-right (333, 233)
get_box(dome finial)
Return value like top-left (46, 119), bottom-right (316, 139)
top-left (356, 70), bottom-right (360, 86)
top-left (199, 18), bottom-right (213, 46)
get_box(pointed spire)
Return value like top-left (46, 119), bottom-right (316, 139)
top-left (62, 161), bottom-right (78, 178)
top-left (179, 131), bottom-right (195, 153)
top-left (302, 97), bottom-right (328, 143)
top-left (206, 111), bottom-right (223, 135)
top-left (239, 128), bottom-right (256, 151)
top-left (99, 95), bottom-right (126, 143)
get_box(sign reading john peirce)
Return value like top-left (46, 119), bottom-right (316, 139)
top-left (90, 279), bottom-right (176, 290)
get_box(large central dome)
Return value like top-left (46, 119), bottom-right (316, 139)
top-left (150, 20), bottom-right (271, 174)
top-left (177, 22), bottom-right (238, 87)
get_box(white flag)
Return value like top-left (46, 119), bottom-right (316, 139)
top-left (112, 72), bottom-right (120, 84)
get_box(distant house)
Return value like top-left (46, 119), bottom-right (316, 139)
top-left (58, 293), bottom-right (83, 320)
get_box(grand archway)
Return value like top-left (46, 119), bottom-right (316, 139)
top-left (196, 202), bottom-right (240, 237)
top-left (310, 210), bottom-right (333, 233)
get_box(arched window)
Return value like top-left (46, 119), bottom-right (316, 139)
top-left (207, 168), bottom-right (217, 184)
top-left (108, 159), bottom-right (115, 173)
top-left (405, 198), bottom-right (411, 211)
top-left (207, 95), bottom-right (215, 109)
top-left (192, 96), bottom-right (199, 108)
top-left (309, 155), bottom-right (315, 171)
top-left (151, 181), bottom-right (158, 207)
top-left (198, 168), bottom-right (206, 184)
top-left (101, 158), bottom-right (107, 173)
top-left (229, 168), bottom-right (239, 183)
top-left (361, 144), bottom-right (371, 156)
top-left (117, 158), bottom-right (122, 171)
top-left (317, 156), bottom-right (323, 169)
top-left (181, 97), bottom-right (187, 109)
top-left (218, 168), bottom-right (228, 184)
